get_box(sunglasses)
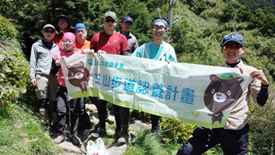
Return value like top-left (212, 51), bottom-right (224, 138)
top-left (223, 44), bottom-right (242, 50)
top-left (44, 30), bottom-right (55, 34)
top-left (106, 18), bottom-right (115, 23)
top-left (76, 29), bottom-right (86, 34)
top-left (59, 19), bottom-right (67, 23)
top-left (152, 25), bottom-right (166, 30)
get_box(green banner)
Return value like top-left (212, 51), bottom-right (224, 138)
top-left (61, 54), bottom-right (252, 128)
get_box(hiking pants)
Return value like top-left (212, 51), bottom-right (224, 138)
top-left (176, 124), bottom-right (249, 155)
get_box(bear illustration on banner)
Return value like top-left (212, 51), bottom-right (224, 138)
top-left (204, 74), bottom-right (244, 124)
top-left (67, 61), bottom-right (90, 92)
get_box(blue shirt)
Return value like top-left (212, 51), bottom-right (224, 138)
top-left (131, 41), bottom-right (177, 62)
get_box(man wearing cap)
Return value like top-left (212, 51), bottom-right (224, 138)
top-left (53, 14), bottom-right (72, 50)
top-left (176, 32), bottom-right (269, 155)
top-left (119, 16), bottom-right (138, 53)
top-left (29, 24), bottom-right (59, 127)
top-left (89, 11), bottom-right (130, 139)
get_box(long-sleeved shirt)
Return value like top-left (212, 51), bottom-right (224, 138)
top-left (29, 39), bottom-right (59, 79)
top-left (222, 60), bottom-right (268, 130)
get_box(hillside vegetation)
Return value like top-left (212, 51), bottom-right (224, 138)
top-left (1, 0), bottom-right (275, 154)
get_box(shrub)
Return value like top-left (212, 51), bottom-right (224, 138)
top-left (248, 87), bottom-right (275, 154)
top-left (161, 118), bottom-right (196, 144)
top-left (0, 39), bottom-right (35, 108)
top-left (0, 16), bottom-right (17, 40)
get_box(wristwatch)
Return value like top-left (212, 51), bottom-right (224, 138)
top-left (261, 83), bottom-right (269, 88)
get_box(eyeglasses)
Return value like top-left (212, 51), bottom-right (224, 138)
top-left (123, 22), bottom-right (132, 26)
top-left (223, 44), bottom-right (242, 50)
top-left (59, 19), bottom-right (67, 23)
top-left (152, 25), bottom-right (166, 30)
top-left (62, 40), bottom-right (74, 44)
top-left (76, 29), bottom-right (86, 34)
top-left (44, 30), bottom-right (55, 34)
top-left (106, 18), bottom-right (115, 23)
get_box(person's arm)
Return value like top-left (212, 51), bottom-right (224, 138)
top-left (50, 58), bottom-right (60, 75)
top-left (121, 34), bottom-right (130, 56)
top-left (133, 38), bottom-right (139, 52)
top-left (250, 70), bottom-right (269, 106)
top-left (29, 44), bottom-right (37, 86)
top-left (121, 50), bottom-right (130, 56)
top-left (256, 85), bottom-right (269, 106)
top-left (168, 46), bottom-right (177, 63)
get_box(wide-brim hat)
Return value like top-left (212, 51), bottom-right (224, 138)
top-left (53, 14), bottom-right (72, 29)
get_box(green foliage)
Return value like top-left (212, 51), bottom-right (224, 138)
top-left (221, 2), bottom-right (236, 22)
top-left (0, 104), bottom-right (62, 154)
top-left (0, 16), bottom-right (17, 40)
top-left (161, 118), bottom-right (196, 144)
top-left (251, 8), bottom-right (265, 28)
top-left (115, 0), bottom-right (152, 45)
top-left (0, 39), bottom-right (35, 108)
top-left (248, 89), bottom-right (275, 154)
top-left (236, 5), bottom-right (252, 22)
top-left (124, 130), bottom-right (169, 155)
top-left (263, 13), bottom-right (275, 34)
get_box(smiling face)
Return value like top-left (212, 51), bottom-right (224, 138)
top-left (63, 39), bottom-right (74, 51)
top-left (58, 18), bottom-right (68, 31)
top-left (103, 17), bottom-right (117, 31)
top-left (221, 41), bottom-right (245, 64)
top-left (151, 22), bottom-right (167, 40)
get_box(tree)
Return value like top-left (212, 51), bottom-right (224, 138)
top-left (252, 8), bottom-right (265, 28)
top-left (221, 2), bottom-right (236, 22)
top-left (236, 5), bottom-right (253, 22)
top-left (263, 13), bottom-right (275, 35)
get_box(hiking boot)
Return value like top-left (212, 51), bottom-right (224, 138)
top-left (117, 126), bottom-right (129, 145)
top-left (106, 115), bottom-right (115, 124)
top-left (90, 128), bottom-right (106, 138)
top-left (81, 129), bottom-right (90, 142)
top-left (113, 131), bottom-right (120, 142)
top-left (53, 134), bottom-right (65, 144)
top-left (71, 134), bottom-right (80, 146)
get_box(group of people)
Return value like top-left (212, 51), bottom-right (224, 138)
top-left (29, 11), bottom-right (269, 155)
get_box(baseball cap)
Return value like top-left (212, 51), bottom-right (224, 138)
top-left (104, 11), bottom-right (117, 21)
top-left (121, 16), bottom-right (133, 23)
top-left (75, 23), bottom-right (87, 32)
top-left (222, 32), bottom-right (244, 46)
top-left (43, 24), bottom-right (55, 30)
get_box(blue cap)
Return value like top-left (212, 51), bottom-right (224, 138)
top-left (121, 16), bottom-right (133, 23)
top-left (222, 32), bottom-right (244, 46)
top-left (75, 23), bottom-right (87, 32)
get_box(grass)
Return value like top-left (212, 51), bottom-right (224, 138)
top-left (0, 104), bottom-right (62, 155)
top-left (124, 130), bottom-right (169, 155)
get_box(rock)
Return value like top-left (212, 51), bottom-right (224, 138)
top-left (85, 104), bottom-right (97, 112)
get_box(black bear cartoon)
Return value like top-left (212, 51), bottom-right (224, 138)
top-left (67, 61), bottom-right (90, 92)
top-left (204, 74), bottom-right (244, 124)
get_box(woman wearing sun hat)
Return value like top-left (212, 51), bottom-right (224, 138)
top-left (52, 14), bottom-right (73, 50)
